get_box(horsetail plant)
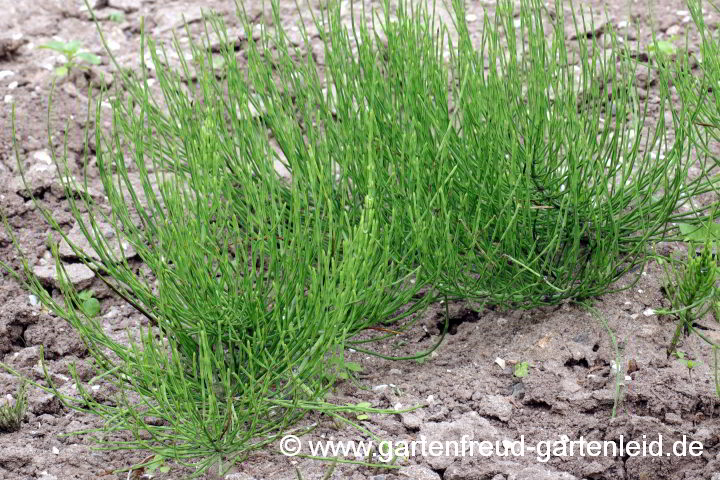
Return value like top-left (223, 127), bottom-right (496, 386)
top-left (0, 382), bottom-right (27, 433)
top-left (2, 0), bottom-right (719, 475)
top-left (674, 0), bottom-right (720, 161)
top-left (659, 241), bottom-right (719, 357)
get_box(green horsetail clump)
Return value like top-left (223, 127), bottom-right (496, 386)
top-left (0, 382), bottom-right (27, 433)
top-left (1, 0), bottom-right (718, 475)
top-left (333, 0), bottom-right (716, 307)
top-left (674, 0), bottom-right (720, 162)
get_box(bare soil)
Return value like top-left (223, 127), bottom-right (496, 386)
top-left (1, 0), bottom-right (719, 479)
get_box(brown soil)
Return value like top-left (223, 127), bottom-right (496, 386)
top-left (1, 1), bottom-right (719, 479)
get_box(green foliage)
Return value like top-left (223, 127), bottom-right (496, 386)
top-left (2, 0), bottom-right (719, 474)
top-left (77, 290), bottom-right (101, 317)
top-left (144, 455), bottom-right (172, 475)
top-left (648, 39), bottom-right (678, 58)
top-left (657, 229), bottom-right (720, 395)
top-left (655, 0), bottom-right (720, 397)
top-left (678, 222), bottom-right (720, 242)
top-left (298, 0), bottom-right (714, 308)
top-left (0, 382), bottom-right (27, 433)
top-left (514, 361), bottom-right (530, 378)
top-left (108, 12), bottom-right (126, 23)
top-left (672, 350), bottom-right (701, 371)
top-left (658, 240), bottom-right (719, 357)
top-left (6, 1), bottom-right (431, 473)
top-left (38, 40), bottom-right (101, 77)
top-left (326, 346), bottom-right (364, 381)
top-left (671, 0), bottom-right (720, 157)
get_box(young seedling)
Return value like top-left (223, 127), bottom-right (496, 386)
top-left (648, 38), bottom-right (679, 58)
top-left (108, 12), bottom-right (125, 23)
top-left (38, 40), bottom-right (101, 77)
top-left (673, 351), bottom-right (701, 380)
top-left (325, 346), bottom-right (364, 382)
top-left (513, 361), bottom-right (530, 378)
top-left (143, 455), bottom-right (172, 476)
top-left (0, 382), bottom-right (27, 433)
top-left (677, 223), bottom-right (720, 243)
top-left (660, 241), bottom-right (718, 357)
top-left (77, 290), bottom-right (101, 318)
top-left (355, 402), bottom-right (371, 421)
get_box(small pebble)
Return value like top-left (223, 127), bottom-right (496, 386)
top-left (666, 25), bottom-right (681, 36)
top-left (33, 151), bottom-right (52, 164)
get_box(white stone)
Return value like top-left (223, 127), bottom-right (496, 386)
top-left (33, 263), bottom-right (95, 290)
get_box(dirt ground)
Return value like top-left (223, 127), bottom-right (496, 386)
top-left (1, 0), bottom-right (720, 479)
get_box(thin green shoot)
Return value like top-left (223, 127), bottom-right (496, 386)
top-left (0, 382), bottom-right (28, 433)
top-left (38, 40), bottom-right (101, 77)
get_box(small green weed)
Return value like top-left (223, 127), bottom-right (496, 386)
top-left (0, 382), bottom-right (28, 433)
top-left (354, 403), bottom-right (371, 421)
top-left (658, 241), bottom-right (718, 357)
top-left (513, 361), bottom-right (530, 378)
top-left (108, 12), bottom-right (125, 23)
top-left (672, 351), bottom-right (701, 378)
top-left (648, 38), bottom-right (679, 58)
top-left (325, 347), bottom-right (364, 382)
top-left (77, 290), bottom-right (101, 318)
top-left (144, 455), bottom-right (172, 475)
top-left (38, 40), bottom-right (101, 77)
top-left (678, 223), bottom-right (720, 242)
